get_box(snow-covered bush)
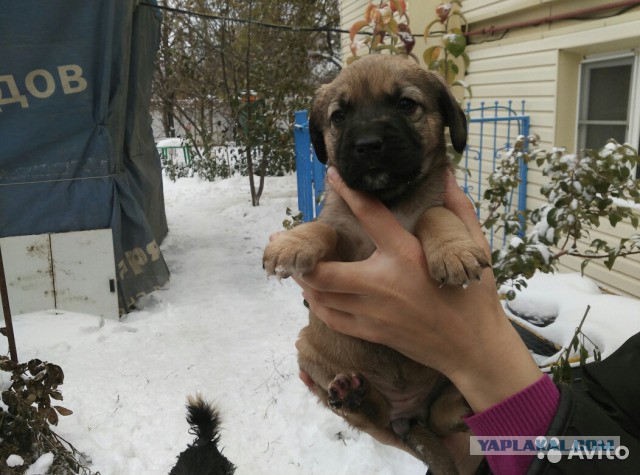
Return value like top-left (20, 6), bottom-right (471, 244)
top-left (0, 356), bottom-right (94, 474)
top-left (482, 138), bottom-right (640, 299)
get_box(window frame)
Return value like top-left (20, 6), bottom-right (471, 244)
top-left (576, 51), bottom-right (640, 158)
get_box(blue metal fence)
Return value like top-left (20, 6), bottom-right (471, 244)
top-left (463, 100), bottom-right (530, 249)
top-left (294, 110), bottom-right (326, 222)
top-left (293, 101), bottom-right (530, 239)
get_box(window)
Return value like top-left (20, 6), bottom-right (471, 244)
top-left (577, 51), bottom-right (640, 177)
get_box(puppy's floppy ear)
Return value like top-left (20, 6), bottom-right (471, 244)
top-left (437, 83), bottom-right (468, 154)
top-left (309, 86), bottom-right (329, 164)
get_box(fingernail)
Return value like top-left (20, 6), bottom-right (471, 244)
top-left (327, 166), bottom-right (338, 183)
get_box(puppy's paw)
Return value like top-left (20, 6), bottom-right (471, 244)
top-left (328, 373), bottom-right (365, 411)
top-left (426, 240), bottom-right (490, 287)
top-left (262, 237), bottom-right (317, 278)
top-left (263, 222), bottom-right (337, 279)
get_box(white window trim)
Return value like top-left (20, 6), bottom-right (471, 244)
top-left (628, 50), bottom-right (640, 154)
top-left (576, 49), bottom-right (640, 154)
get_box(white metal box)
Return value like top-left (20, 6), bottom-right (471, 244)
top-left (0, 229), bottom-right (119, 318)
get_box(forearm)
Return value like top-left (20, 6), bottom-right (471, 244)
top-left (448, 316), bottom-right (544, 414)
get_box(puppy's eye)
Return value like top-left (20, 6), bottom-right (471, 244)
top-left (330, 109), bottom-right (346, 126)
top-left (398, 97), bottom-right (417, 113)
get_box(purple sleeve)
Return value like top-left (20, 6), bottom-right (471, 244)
top-left (464, 374), bottom-right (560, 475)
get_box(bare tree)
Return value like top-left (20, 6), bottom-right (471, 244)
top-left (151, 0), bottom-right (341, 205)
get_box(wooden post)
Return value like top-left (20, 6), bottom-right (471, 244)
top-left (0, 245), bottom-right (18, 363)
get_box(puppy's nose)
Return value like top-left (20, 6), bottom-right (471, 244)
top-left (354, 135), bottom-right (384, 159)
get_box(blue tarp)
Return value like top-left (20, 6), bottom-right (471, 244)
top-left (0, 0), bottom-right (170, 314)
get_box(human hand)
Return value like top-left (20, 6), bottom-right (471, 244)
top-left (294, 167), bottom-right (542, 413)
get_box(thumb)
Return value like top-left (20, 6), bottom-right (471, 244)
top-left (326, 167), bottom-right (410, 251)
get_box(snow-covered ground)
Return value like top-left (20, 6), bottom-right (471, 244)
top-left (2, 173), bottom-right (640, 474)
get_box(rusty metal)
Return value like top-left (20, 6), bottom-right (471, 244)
top-left (0, 245), bottom-right (18, 363)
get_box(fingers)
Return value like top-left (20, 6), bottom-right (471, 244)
top-left (297, 284), bottom-right (380, 341)
top-left (326, 167), bottom-right (410, 251)
top-left (294, 259), bottom-right (369, 294)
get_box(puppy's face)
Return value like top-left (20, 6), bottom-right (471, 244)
top-left (310, 55), bottom-right (466, 203)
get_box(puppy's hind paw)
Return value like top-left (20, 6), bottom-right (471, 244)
top-left (328, 373), bottom-right (365, 411)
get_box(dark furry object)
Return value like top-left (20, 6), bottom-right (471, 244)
top-left (169, 395), bottom-right (236, 475)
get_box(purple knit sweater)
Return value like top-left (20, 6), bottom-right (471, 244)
top-left (464, 375), bottom-right (560, 475)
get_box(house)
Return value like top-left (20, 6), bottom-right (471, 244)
top-left (340, 0), bottom-right (640, 298)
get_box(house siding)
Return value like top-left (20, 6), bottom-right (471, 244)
top-left (463, 0), bottom-right (640, 298)
top-left (340, 0), bottom-right (367, 57)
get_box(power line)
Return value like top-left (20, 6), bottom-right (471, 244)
top-left (139, 1), bottom-right (349, 35)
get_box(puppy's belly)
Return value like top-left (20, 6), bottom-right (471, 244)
top-left (299, 314), bottom-right (441, 422)
top-left (368, 377), bottom-right (432, 421)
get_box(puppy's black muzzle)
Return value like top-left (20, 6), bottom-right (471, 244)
top-left (337, 117), bottom-right (424, 201)
top-left (354, 132), bottom-right (385, 161)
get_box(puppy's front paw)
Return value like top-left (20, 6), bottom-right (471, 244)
top-left (426, 240), bottom-right (490, 287)
top-left (263, 222), bottom-right (338, 279)
top-left (263, 235), bottom-right (323, 279)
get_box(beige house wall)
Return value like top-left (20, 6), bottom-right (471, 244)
top-left (462, 0), bottom-right (640, 298)
top-left (338, 1), bottom-right (640, 298)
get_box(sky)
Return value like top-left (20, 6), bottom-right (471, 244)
top-left (2, 173), bottom-right (639, 474)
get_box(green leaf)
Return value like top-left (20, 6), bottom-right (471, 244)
top-left (444, 33), bottom-right (466, 57)
top-left (609, 213), bottom-right (622, 227)
top-left (571, 335), bottom-right (579, 351)
top-left (580, 259), bottom-right (590, 275)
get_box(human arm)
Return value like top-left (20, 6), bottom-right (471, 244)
top-left (293, 168), bottom-right (640, 474)
top-left (297, 167), bottom-right (544, 413)
top-left (293, 167), bottom-right (550, 474)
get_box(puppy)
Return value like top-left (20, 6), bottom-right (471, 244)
top-left (263, 54), bottom-right (489, 475)
top-left (170, 395), bottom-right (235, 475)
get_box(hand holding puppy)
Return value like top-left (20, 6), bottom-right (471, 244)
top-left (295, 168), bottom-right (543, 415)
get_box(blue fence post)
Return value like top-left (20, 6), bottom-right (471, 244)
top-left (293, 110), bottom-right (326, 222)
top-left (519, 116), bottom-right (530, 222)
top-left (294, 111), bottom-right (314, 221)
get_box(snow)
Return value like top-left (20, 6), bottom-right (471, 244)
top-left (25, 453), bottom-right (54, 475)
top-left (2, 173), bottom-right (640, 474)
top-left (6, 454), bottom-right (24, 467)
top-left (1, 174), bottom-right (424, 475)
top-left (156, 137), bottom-right (183, 147)
top-left (504, 272), bottom-right (640, 367)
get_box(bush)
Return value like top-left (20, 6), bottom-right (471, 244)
top-left (0, 356), bottom-right (97, 474)
top-left (161, 140), bottom-right (295, 182)
top-left (482, 138), bottom-right (640, 299)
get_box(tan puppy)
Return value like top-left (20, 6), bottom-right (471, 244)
top-left (263, 55), bottom-right (489, 475)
